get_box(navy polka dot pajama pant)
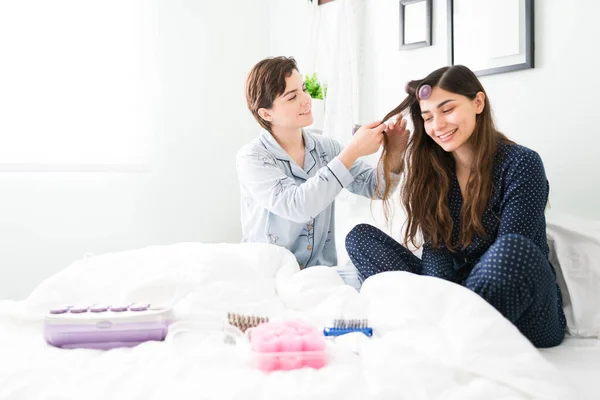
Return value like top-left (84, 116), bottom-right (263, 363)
top-left (345, 224), bottom-right (566, 348)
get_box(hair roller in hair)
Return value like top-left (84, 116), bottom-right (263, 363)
top-left (418, 84), bottom-right (432, 100)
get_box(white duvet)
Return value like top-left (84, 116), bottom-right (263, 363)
top-left (0, 243), bottom-right (574, 399)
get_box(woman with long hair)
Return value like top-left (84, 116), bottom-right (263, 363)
top-left (345, 65), bottom-right (566, 348)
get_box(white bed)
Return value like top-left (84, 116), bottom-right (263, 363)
top-left (0, 215), bottom-right (597, 400)
top-left (541, 337), bottom-right (600, 400)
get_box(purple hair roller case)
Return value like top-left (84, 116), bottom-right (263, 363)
top-left (43, 303), bottom-right (173, 350)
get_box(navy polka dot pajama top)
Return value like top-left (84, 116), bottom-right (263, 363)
top-left (345, 142), bottom-right (566, 348)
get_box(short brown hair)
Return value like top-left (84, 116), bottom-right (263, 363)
top-left (245, 56), bottom-right (298, 132)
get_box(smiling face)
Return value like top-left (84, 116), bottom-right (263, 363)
top-left (258, 69), bottom-right (313, 131)
top-left (419, 86), bottom-right (485, 153)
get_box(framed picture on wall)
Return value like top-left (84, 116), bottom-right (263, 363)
top-left (399, 0), bottom-right (432, 50)
top-left (447, 0), bottom-right (534, 76)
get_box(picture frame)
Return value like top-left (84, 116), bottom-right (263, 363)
top-left (447, 0), bottom-right (534, 76)
top-left (399, 0), bottom-right (432, 50)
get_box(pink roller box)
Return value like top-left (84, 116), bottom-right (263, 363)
top-left (43, 303), bottom-right (173, 350)
top-left (248, 319), bottom-right (327, 372)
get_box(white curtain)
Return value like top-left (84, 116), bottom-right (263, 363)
top-left (305, 0), bottom-right (386, 268)
top-left (322, 0), bottom-right (364, 145)
top-left (305, 0), bottom-right (364, 144)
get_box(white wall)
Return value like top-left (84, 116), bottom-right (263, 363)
top-left (0, 0), bottom-right (269, 300)
top-left (268, 0), bottom-right (313, 71)
top-left (361, 0), bottom-right (600, 221)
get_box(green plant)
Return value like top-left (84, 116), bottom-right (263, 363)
top-left (304, 73), bottom-right (325, 100)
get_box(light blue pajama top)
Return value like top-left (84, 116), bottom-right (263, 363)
top-left (236, 129), bottom-right (397, 268)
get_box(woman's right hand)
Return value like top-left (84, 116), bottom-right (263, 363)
top-left (338, 120), bottom-right (385, 169)
top-left (348, 120), bottom-right (386, 157)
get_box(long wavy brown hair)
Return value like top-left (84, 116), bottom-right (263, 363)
top-left (378, 65), bottom-right (513, 250)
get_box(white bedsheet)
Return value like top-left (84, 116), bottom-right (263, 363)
top-left (0, 243), bottom-right (576, 399)
top-left (541, 337), bottom-right (600, 400)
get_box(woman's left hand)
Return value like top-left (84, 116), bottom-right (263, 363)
top-left (385, 116), bottom-right (410, 154)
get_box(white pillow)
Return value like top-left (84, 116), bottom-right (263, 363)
top-left (546, 214), bottom-right (600, 338)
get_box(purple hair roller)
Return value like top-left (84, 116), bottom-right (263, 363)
top-left (49, 307), bottom-right (70, 315)
top-left (129, 303), bottom-right (150, 312)
top-left (90, 304), bottom-right (109, 313)
top-left (69, 306), bottom-right (89, 314)
top-left (418, 84), bottom-right (432, 100)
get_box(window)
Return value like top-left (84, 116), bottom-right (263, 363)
top-left (0, 0), bottom-right (160, 170)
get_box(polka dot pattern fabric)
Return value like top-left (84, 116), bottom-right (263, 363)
top-left (345, 143), bottom-right (566, 348)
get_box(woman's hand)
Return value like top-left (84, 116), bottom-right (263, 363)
top-left (350, 120), bottom-right (386, 156)
top-left (339, 120), bottom-right (386, 169)
top-left (384, 116), bottom-right (410, 174)
top-left (385, 116), bottom-right (410, 155)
